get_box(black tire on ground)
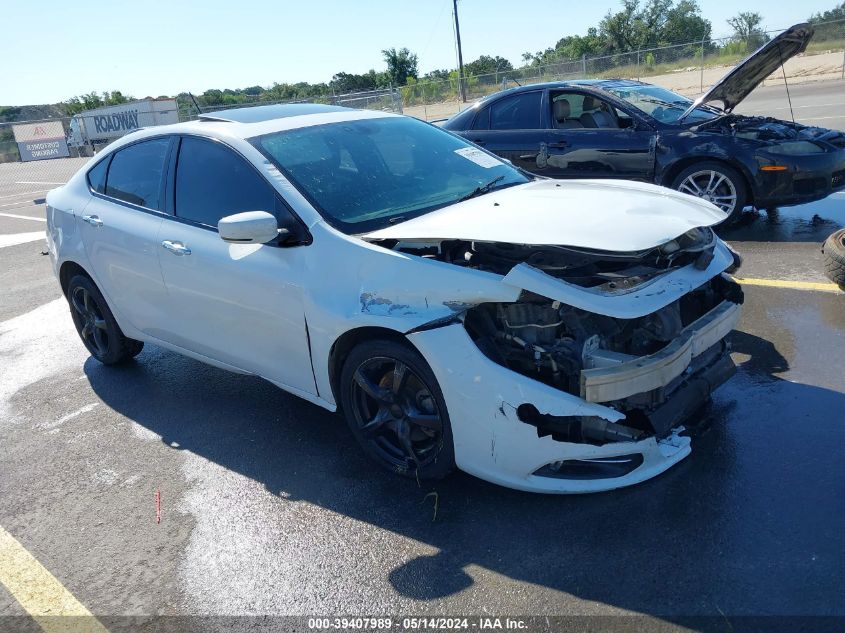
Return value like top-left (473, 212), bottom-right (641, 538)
top-left (340, 339), bottom-right (455, 480)
top-left (821, 228), bottom-right (845, 289)
top-left (670, 161), bottom-right (748, 224)
top-left (67, 274), bottom-right (144, 365)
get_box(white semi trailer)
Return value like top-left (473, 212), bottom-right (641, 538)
top-left (66, 98), bottom-right (179, 149)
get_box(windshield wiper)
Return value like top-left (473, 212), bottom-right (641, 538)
top-left (458, 175), bottom-right (505, 202)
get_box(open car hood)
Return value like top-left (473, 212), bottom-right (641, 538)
top-left (679, 23), bottom-right (814, 121)
top-left (362, 179), bottom-right (728, 252)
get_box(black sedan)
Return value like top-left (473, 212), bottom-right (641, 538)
top-left (443, 23), bottom-right (845, 220)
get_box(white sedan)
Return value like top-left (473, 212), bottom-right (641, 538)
top-left (46, 104), bottom-right (743, 493)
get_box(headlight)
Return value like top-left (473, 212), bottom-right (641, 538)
top-left (765, 141), bottom-right (825, 155)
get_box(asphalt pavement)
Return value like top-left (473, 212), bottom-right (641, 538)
top-left (0, 83), bottom-right (844, 632)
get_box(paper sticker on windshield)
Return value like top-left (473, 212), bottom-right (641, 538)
top-left (454, 147), bottom-right (503, 168)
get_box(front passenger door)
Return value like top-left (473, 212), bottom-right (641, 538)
top-left (542, 92), bottom-right (656, 181)
top-left (156, 136), bottom-right (316, 395)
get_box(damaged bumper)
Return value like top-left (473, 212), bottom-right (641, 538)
top-left (581, 300), bottom-right (741, 403)
top-left (409, 323), bottom-right (710, 494)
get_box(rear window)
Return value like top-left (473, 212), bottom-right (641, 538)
top-left (105, 138), bottom-right (170, 210)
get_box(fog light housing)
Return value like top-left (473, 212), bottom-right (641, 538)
top-left (533, 454), bottom-right (644, 480)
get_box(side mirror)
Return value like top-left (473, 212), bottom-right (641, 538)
top-left (218, 211), bottom-right (287, 244)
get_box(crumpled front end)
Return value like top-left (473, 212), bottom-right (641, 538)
top-left (409, 322), bottom-right (695, 493)
top-left (405, 240), bottom-right (743, 493)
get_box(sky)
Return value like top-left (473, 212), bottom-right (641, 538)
top-left (1, 0), bottom-right (840, 105)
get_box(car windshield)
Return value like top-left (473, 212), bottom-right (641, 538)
top-left (251, 116), bottom-right (529, 233)
top-left (605, 84), bottom-right (719, 125)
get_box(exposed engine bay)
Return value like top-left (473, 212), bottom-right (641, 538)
top-left (377, 233), bottom-right (744, 449)
top-left (696, 114), bottom-right (845, 148)
top-left (462, 274), bottom-right (743, 445)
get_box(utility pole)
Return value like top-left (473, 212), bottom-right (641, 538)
top-left (453, 0), bottom-right (467, 102)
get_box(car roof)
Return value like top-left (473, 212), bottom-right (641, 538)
top-left (103, 104), bottom-right (397, 149)
top-left (197, 103), bottom-right (350, 123)
top-left (493, 78), bottom-right (645, 97)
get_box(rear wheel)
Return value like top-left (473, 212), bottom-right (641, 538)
top-left (67, 274), bottom-right (144, 364)
top-left (671, 161), bottom-right (748, 223)
top-left (340, 339), bottom-right (455, 480)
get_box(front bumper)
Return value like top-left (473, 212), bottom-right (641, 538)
top-left (754, 149), bottom-right (845, 207)
top-left (409, 303), bottom-right (739, 493)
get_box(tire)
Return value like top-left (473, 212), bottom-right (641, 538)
top-left (67, 274), bottom-right (144, 365)
top-left (340, 339), bottom-right (455, 480)
top-left (821, 228), bottom-right (845, 289)
top-left (671, 161), bottom-right (748, 224)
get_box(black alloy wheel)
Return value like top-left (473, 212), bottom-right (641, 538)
top-left (67, 274), bottom-right (144, 364)
top-left (341, 340), bottom-right (455, 479)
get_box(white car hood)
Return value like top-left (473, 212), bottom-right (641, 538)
top-left (363, 179), bottom-right (727, 251)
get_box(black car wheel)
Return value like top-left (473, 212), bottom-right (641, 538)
top-left (822, 228), bottom-right (845, 289)
top-left (671, 161), bottom-right (748, 222)
top-left (67, 274), bottom-right (144, 364)
top-left (340, 339), bottom-right (455, 480)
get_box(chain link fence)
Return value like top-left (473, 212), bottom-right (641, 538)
top-left (402, 19), bottom-right (845, 120)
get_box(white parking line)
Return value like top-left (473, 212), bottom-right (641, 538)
top-left (14, 181), bottom-right (66, 185)
top-left (41, 403), bottom-right (101, 431)
top-left (0, 190), bottom-right (48, 200)
top-left (0, 199), bottom-right (45, 209)
top-left (0, 232), bottom-right (45, 248)
top-left (0, 212), bottom-right (46, 222)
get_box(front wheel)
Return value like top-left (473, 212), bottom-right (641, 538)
top-left (340, 339), bottom-right (455, 480)
top-left (67, 274), bottom-right (144, 365)
top-left (671, 161), bottom-right (748, 223)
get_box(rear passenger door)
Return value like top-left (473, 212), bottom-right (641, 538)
top-left (79, 137), bottom-right (173, 335)
top-left (460, 90), bottom-right (549, 173)
top-left (156, 135), bottom-right (316, 395)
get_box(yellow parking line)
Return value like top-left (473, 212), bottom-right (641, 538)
top-left (0, 525), bottom-right (109, 633)
top-left (734, 277), bottom-right (843, 293)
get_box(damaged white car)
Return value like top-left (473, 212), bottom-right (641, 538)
top-left (46, 104), bottom-right (743, 493)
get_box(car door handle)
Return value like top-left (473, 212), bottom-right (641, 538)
top-left (547, 141), bottom-right (569, 149)
top-left (82, 214), bottom-right (103, 227)
top-left (470, 138), bottom-right (487, 146)
top-left (161, 240), bottom-right (192, 256)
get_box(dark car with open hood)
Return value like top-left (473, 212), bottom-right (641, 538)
top-left (443, 23), bottom-right (845, 222)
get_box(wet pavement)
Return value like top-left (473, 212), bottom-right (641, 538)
top-left (1, 132), bottom-right (844, 629)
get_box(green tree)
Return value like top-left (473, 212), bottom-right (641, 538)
top-left (464, 55), bottom-right (513, 77)
top-left (599, 0), bottom-right (710, 52)
top-left (382, 47), bottom-right (418, 86)
top-left (62, 90), bottom-right (133, 115)
top-left (727, 11), bottom-right (769, 50)
top-left (809, 2), bottom-right (845, 41)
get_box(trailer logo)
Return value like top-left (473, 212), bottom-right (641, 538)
top-left (12, 121), bottom-right (70, 162)
top-left (92, 110), bottom-right (140, 134)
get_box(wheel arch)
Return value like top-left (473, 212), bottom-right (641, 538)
top-left (661, 156), bottom-right (755, 206)
top-left (327, 326), bottom-right (418, 411)
top-left (59, 260), bottom-right (92, 297)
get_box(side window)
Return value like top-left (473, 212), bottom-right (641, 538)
top-left (105, 138), bottom-right (170, 209)
top-left (86, 156), bottom-right (110, 194)
top-left (471, 106), bottom-right (490, 130)
top-left (551, 93), bottom-right (586, 119)
top-left (175, 136), bottom-right (276, 228)
top-left (490, 92), bottom-right (542, 130)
